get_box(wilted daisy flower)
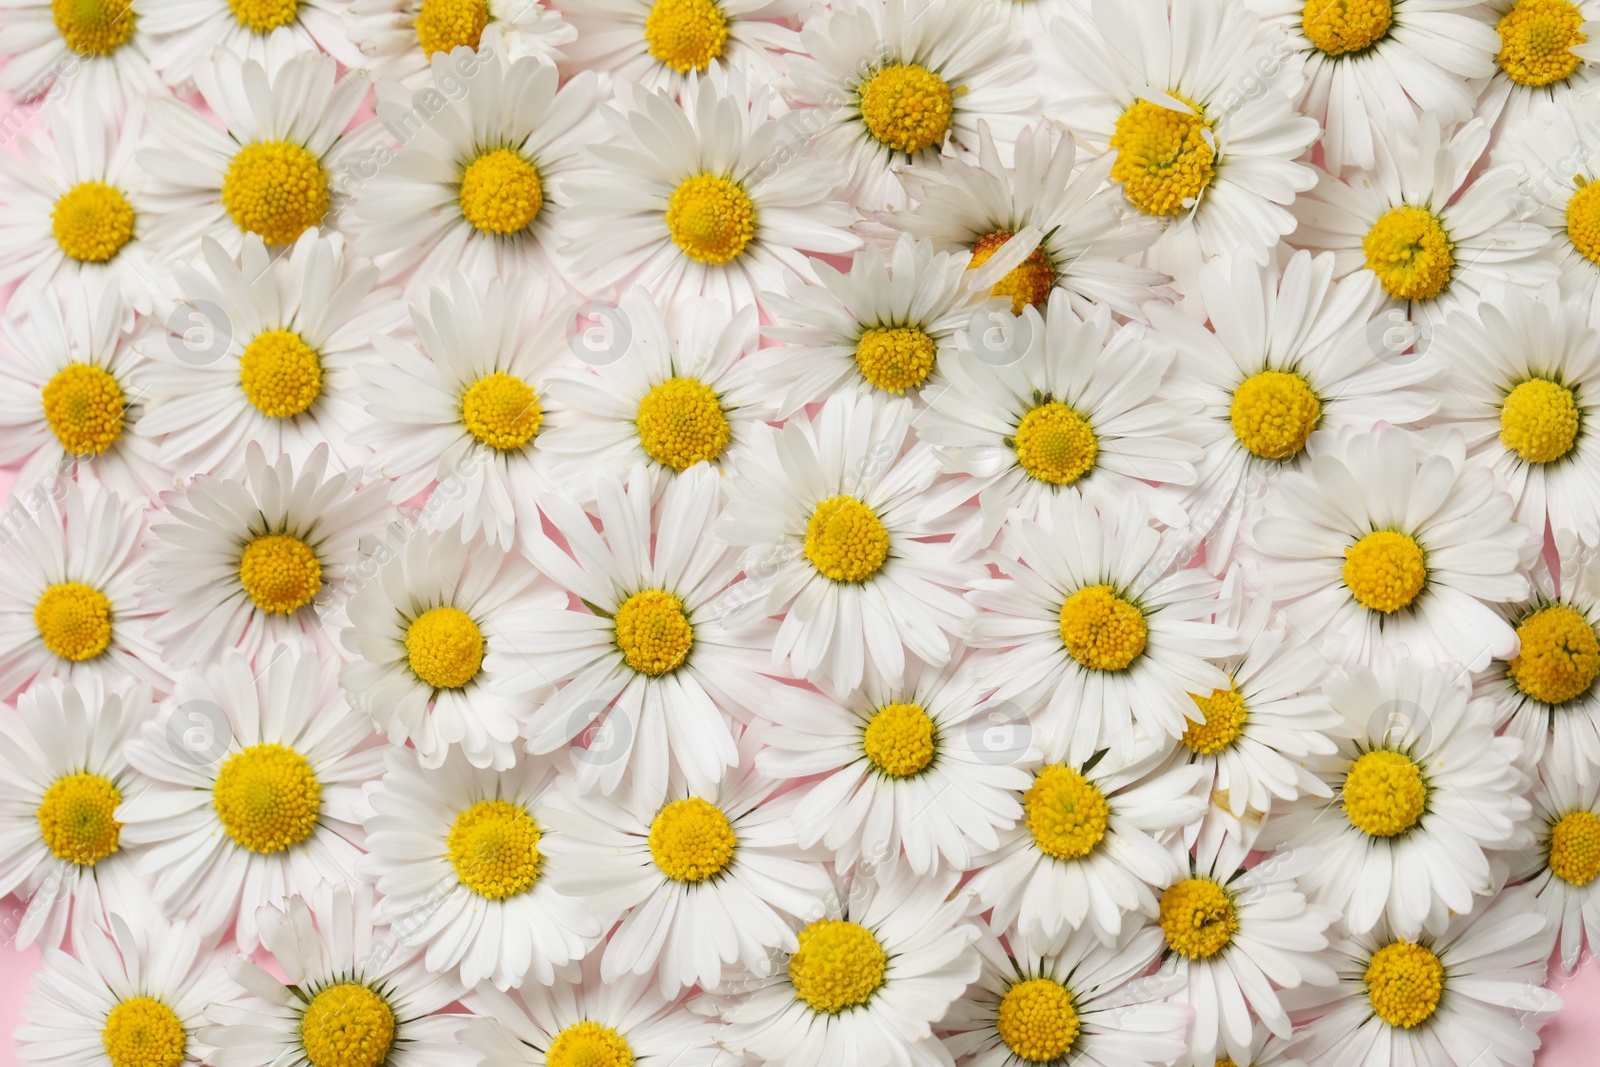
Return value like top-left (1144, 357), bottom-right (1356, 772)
top-left (360, 746), bottom-right (603, 990)
top-left (1478, 0), bottom-right (1600, 133)
top-left (136, 233), bottom-right (403, 481)
top-left (1517, 762), bottom-right (1600, 972)
top-left (785, 0), bottom-right (1037, 210)
top-left (141, 443), bottom-right (391, 670)
top-left (349, 0), bottom-right (573, 86)
top-left (0, 0), bottom-right (162, 109)
top-left (119, 646), bottom-right (381, 952)
top-left (0, 676), bottom-right (158, 951)
top-left (552, 0), bottom-right (800, 94)
top-left (563, 67), bottom-right (859, 310)
top-left (1259, 657), bottom-right (1533, 938)
top-left (136, 0), bottom-right (362, 88)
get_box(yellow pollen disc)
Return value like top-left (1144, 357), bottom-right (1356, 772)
top-left (1012, 402), bottom-right (1098, 486)
top-left (996, 978), bottom-right (1079, 1063)
top-left (614, 589), bottom-right (694, 677)
top-left (415, 0), bottom-right (486, 56)
top-left (41, 362), bottom-right (125, 456)
top-left (969, 231), bottom-right (1056, 315)
top-left (1159, 878), bottom-right (1238, 960)
top-left (461, 370), bottom-right (543, 450)
top-left (643, 0), bottom-right (728, 73)
top-left (221, 141), bottom-right (328, 246)
top-left (803, 495), bottom-right (890, 583)
top-left (1229, 371), bottom-right (1321, 460)
top-left (854, 326), bottom-right (937, 394)
top-left (299, 984), bottom-right (394, 1067)
top-left (238, 534), bottom-right (323, 616)
top-left (1567, 179), bottom-right (1600, 266)
top-left (1364, 941), bottom-right (1444, 1029)
top-left (862, 701), bottom-right (936, 778)
top-left (227, 0), bottom-right (298, 31)
top-left (36, 772), bottom-right (122, 865)
top-left (101, 998), bottom-right (185, 1067)
top-left (648, 797), bottom-right (736, 882)
top-left (52, 0), bottom-right (135, 55)
top-left (788, 920), bottom-right (887, 1014)
top-left (1216, 1061), bottom-right (1240, 1067)
top-left (634, 377), bottom-right (731, 470)
top-left (1059, 585), bottom-right (1147, 672)
top-left (858, 63), bottom-right (954, 154)
top-left (546, 1022), bottom-right (634, 1067)
top-left (665, 173), bottom-right (756, 265)
top-left (212, 743), bottom-right (322, 854)
top-left (51, 181), bottom-right (135, 263)
top-left (1301, 0), bottom-right (1393, 55)
top-left (447, 798), bottom-right (542, 899)
top-left (1024, 764), bottom-right (1110, 861)
top-left (1361, 205), bottom-right (1455, 301)
top-left (1342, 530), bottom-right (1426, 614)
top-left (1548, 810), bottom-right (1600, 886)
top-left (1342, 749), bottom-right (1426, 837)
top-left (1509, 604), bottom-right (1600, 704)
top-left (34, 582), bottom-right (112, 662)
top-left (1182, 686), bottom-right (1249, 755)
top-left (458, 149), bottom-right (543, 236)
top-left (405, 605), bottom-right (484, 689)
top-left (1500, 377), bottom-right (1581, 464)
top-left (1497, 0), bottom-right (1586, 86)
top-left (1110, 95), bottom-right (1216, 217)
top-left (239, 329), bottom-right (323, 419)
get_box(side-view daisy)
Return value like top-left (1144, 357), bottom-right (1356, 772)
top-left (1518, 760), bottom-right (1600, 972)
top-left (349, 0), bottom-right (574, 86)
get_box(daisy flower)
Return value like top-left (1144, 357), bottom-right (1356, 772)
top-left (340, 529), bottom-right (561, 773)
top-left (784, 0), bottom-right (1038, 211)
top-left (136, 0), bottom-right (362, 89)
top-left (0, 0), bottom-right (162, 110)
top-left (118, 646), bottom-right (381, 952)
top-left (140, 443), bottom-right (392, 670)
top-left (1478, 0), bottom-right (1600, 133)
top-left (562, 66), bottom-right (859, 310)
top-left (712, 391), bottom-right (984, 700)
top-left (1516, 762), bottom-right (1600, 972)
top-left (349, 0), bottom-right (574, 87)
top-left (1258, 656), bottom-right (1533, 938)
top-left (0, 675), bottom-right (159, 951)
top-left (359, 746), bottom-right (604, 990)
top-left (1243, 423), bottom-right (1534, 671)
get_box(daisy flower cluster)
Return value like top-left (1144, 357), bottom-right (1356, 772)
top-left (3, 0), bottom-right (1600, 1064)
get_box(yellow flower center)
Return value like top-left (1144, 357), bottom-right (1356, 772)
top-left (51, 0), bottom-right (135, 55)
top-left (1024, 764), bottom-right (1110, 861)
top-left (1342, 749), bottom-right (1427, 837)
top-left (969, 231), bottom-right (1056, 315)
top-left (1159, 878), bottom-right (1238, 960)
top-left (648, 797), bottom-right (736, 882)
top-left (1497, 0), bottom-right (1586, 86)
top-left (803, 495), bottom-right (890, 583)
top-left (788, 920), bottom-right (887, 1014)
top-left (37, 772), bottom-right (122, 865)
top-left (51, 181), bottom-right (135, 263)
top-left (1229, 371), bottom-right (1321, 460)
top-left (239, 329), bottom-right (323, 419)
top-left (665, 173), bottom-right (755, 265)
top-left (1549, 810), bottom-right (1600, 886)
top-left (458, 149), bottom-right (543, 236)
top-left (1110, 95), bottom-right (1216, 217)
top-left (34, 582), bottom-right (113, 662)
top-left (1301, 0), bottom-right (1393, 55)
top-left (1509, 604), bottom-right (1600, 704)
top-left (862, 701), bottom-right (936, 778)
top-left (854, 326), bottom-right (938, 394)
top-left (634, 377), bottom-right (731, 470)
top-left (1059, 585), bottom-right (1147, 672)
top-left (405, 605), bottom-right (484, 690)
top-left (238, 534), bottom-right (323, 616)
top-left (643, 0), bottom-right (728, 72)
top-left (1011, 402), bottom-right (1098, 486)
top-left (447, 798), bottom-right (543, 899)
top-left (101, 998), bottom-right (186, 1067)
top-left (614, 589), bottom-right (694, 676)
top-left (1361, 205), bottom-right (1455, 301)
top-left (41, 362), bottom-right (125, 456)
top-left (299, 984), bottom-right (394, 1067)
top-left (546, 1022), bottom-right (634, 1067)
top-left (1182, 686), bottom-right (1249, 755)
top-left (415, 0), bottom-right (486, 56)
top-left (1342, 530), bottom-right (1426, 614)
top-left (1567, 179), bottom-right (1600, 265)
top-left (1364, 941), bottom-right (1445, 1029)
top-left (1500, 377), bottom-right (1582, 464)
top-left (996, 978), bottom-right (1080, 1063)
top-left (221, 141), bottom-right (328, 246)
top-left (227, 0), bottom-right (298, 32)
top-left (858, 63), bottom-right (954, 154)
top-left (461, 370), bottom-right (543, 450)
top-left (212, 743), bottom-right (322, 854)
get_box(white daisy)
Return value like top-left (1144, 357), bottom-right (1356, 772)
top-left (1478, 0), bottom-right (1600, 134)
top-left (118, 645), bottom-right (381, 952)
top-left (0, 0), bottom-right (162, 110)
top-left (1517, 761), bottom-right (1600, 972)
top-left (135, 0), bottom-right (362, 89)
top-left (359, 746), bottom-right (604, 990)
top-left (349, 0), bottom-right (574, 87)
